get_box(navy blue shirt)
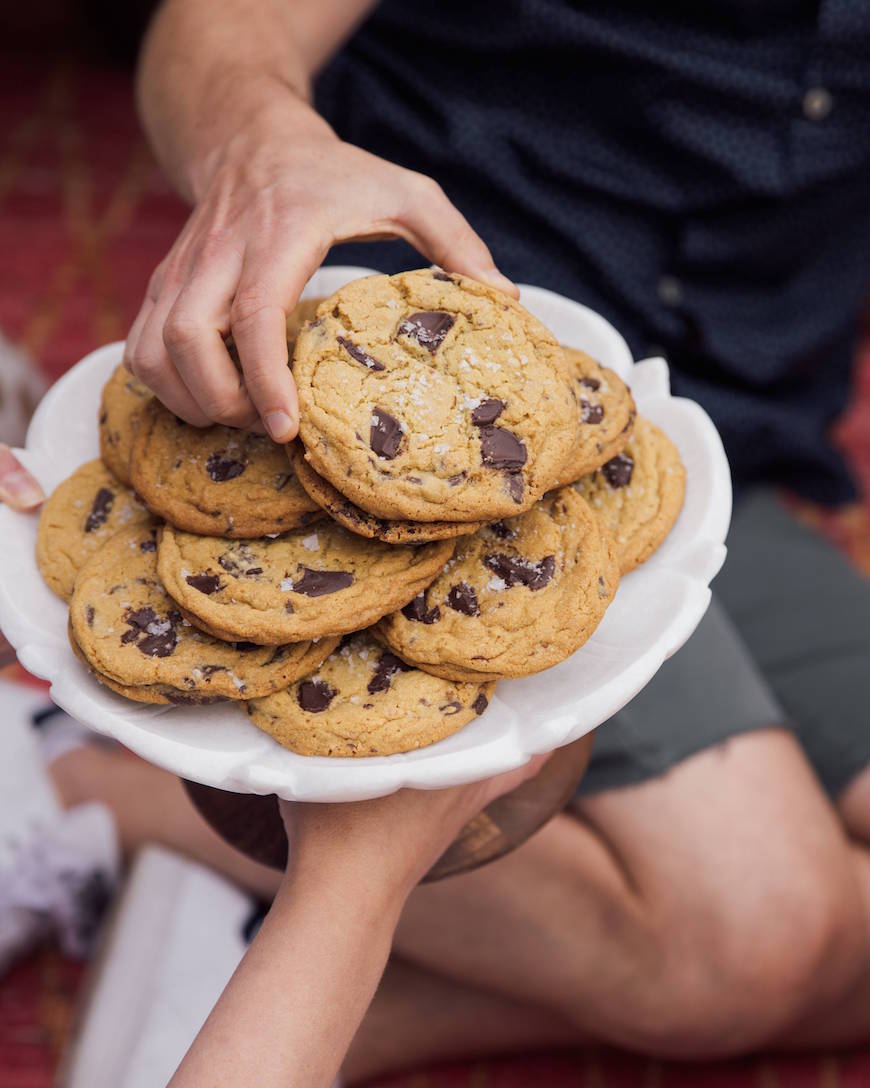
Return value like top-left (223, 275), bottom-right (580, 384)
top-left (316, 0), bottom-right (870, 503)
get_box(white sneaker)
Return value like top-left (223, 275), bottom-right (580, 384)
top-left (0, 680), bottom-right (120, 973)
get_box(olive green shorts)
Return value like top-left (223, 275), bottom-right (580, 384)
top-left (579, 490), bottom-right (870, 799)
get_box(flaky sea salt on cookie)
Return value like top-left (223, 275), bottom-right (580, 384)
top-left (293, 269), bottom-right (576, 522)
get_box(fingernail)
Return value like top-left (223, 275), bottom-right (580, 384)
top-left (263, 410), bottom-right (296, 442)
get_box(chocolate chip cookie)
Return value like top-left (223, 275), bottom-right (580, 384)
top-left (551, 348), bottom-right (636, 488)
top-left (157, 519), bottom-right (455, 645)
top-left (377, 487), bottom-right (619, 681)
top-left (294, 450), bottom-right (483, 544)
top-left (293, 269), bottom-right (576, 522)
top-left (245, 629), bottom-right (495, 756)
top-left (69, 523), bottom-right (337, 702)
top-left (572, 416), bottom-right (686, 573)
top-left (99, 364), bottom-right (153, 485)
top-left (131, 399), bottom-right (322, 537)
top-left (36, 459), bottom-right (153, 601)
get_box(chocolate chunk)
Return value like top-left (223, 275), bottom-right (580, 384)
top-left (85, 605), bottom-right (95, 627)
top-left (367, 651), bottom-right (412, 694)
top-left (507, 473), bottom-right (524, 503)
top-left (139, 538), bottom-right (157, 553)
top-left (439, 700), bottom-right (462, 715)
top-left (447, 472), bottom-right (466, 486)
top-left (84, 488), bottom-right (114, 533)
top-left (124, 607), bottom-right (158, 632)
top-left (206, 451), bottom-right (246, 482)
top-left (602, 453), bottom-right (634, 488)
top-left (137, 624), bottom-right (177, 657)
top-left (472, 692), bottom-right (489, 715)
top-left (597, 575), bottom-right (609, 599)
top-left (479, 426), bottom-right (527, 471)
top-left (218, 546), bottom-right (259, 576)
top-left (200, 664), bottom-right (226, 678)
top-left (291, 568), bottom-right (354, 597)
top-left (446, 582), bottom-right (479, 616)
top-left (471, 398), bottom-right (505, 426)
top-left (579, 376), bottom-right (601, 391)
top-left (398, 311), bottom-right (455, 353)
top-left (99, 411), bottom-right (108, 424)
top-left (122, 607), bottom-right (178, 657)
top-left (580, 399), bottom-right (605, 424)
top-left (274, 473), bottom-right (292, 491)
top-left (337, 336), bottom-right (385, 372)
top-left (489, 520), bottom-right (517, 540)
top-left (402, 594), bottom-right (441, 624)
top-left (297, 678), bottom-right (337, 713)
top-left (432, 271), bottom-right (454, 282)
top-left (370, 407), bottom-right (404, 460)
top-left (186, 573), bottom-right (222, 595)
top-left (483, 553), bottom-right (555, 591)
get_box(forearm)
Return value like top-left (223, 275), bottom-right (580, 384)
top-left (136, 0), bottom-right (373, 201)
top-left (170, 851), bottom-right (404, 1088)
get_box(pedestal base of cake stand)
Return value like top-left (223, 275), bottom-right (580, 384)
top-left (183, 736), bottom-right (592, 883)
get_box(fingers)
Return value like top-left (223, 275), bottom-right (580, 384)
top-left (229, 236), bottom-right (325, 442)
top-left (129, 294), bottom-right (214, 427)
top-left (164, 257), bottom-right (260, 430)
top-left (0, 444), bottom-right (44, 510)
top-left (395, 171), bottom-right (519, 298)
top-left (125, 256), bottom-right (214, 426)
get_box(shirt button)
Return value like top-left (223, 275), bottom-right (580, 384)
top-left (658, 275), bottom-right (683, 307)
top-left (802, 87), bottom-right (833, 121)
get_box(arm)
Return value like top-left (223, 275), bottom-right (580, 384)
top-left (127, 0), bottom-right (516, 443)
top-left (169, 753), bottom-right (559, 1088)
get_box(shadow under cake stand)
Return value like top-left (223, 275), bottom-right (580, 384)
top-left (183, 735), bottom-right (592, 882)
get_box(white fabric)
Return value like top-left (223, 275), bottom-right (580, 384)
top-left (65, 846), bottom-right (253, 1088)
top-left (0, 680), bottom-right (119, 968)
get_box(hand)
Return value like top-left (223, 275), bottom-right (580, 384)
top-left (0, 444), bottom-right (43, 666)
top-left (279, 752), bottom-right (554, 898)
top-left (124, 86), bottom-right (517, 443)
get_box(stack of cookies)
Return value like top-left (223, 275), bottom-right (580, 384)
top-left (37, 269), bottom-right (685, 758)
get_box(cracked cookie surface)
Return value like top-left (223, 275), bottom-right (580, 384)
top-left (36, 459), bottom-right (153, 601)
top-left (377, 487), bottom-right (619, 681)
top-left (293, 269), bottom-right (576, 522)
top-left (572, 417), bottom-right (685, 573)
top-left (131, 399), bottom-right (322, 537)
top-left (157, 519), bottom-right (455, 645)
top-left (69, 523), bottom-right (337, 701)
top-left (294, 449), bottom-right (483, 543)
top-left (99, 364), bottom-right (154, 484)
top-left (246, 628), bottom-right (495, 756)
top-left (551, 348), bottom-right (635, 487)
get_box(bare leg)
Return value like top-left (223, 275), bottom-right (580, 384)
top-left (50, 744), bottom-right (282, 900)
top-left (374, 729), bottom-right (865, 1062)
top-left (342, 958), bottom-right (580, 1084)
top-left (767, 764), bottom-right (870, 1048)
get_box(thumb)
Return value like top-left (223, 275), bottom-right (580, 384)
top-left (0, 445), bottom-right (44, 511)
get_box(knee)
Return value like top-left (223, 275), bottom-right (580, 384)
top-left (648, 876), bottom-right (863, 1057)
top-left (562, 868), bottom-right (864, 1059)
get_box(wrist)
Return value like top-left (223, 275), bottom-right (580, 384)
top-left (185, 72), bottom-right (333, 202)
top-left (277, 843), bottom-right (411, 929)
